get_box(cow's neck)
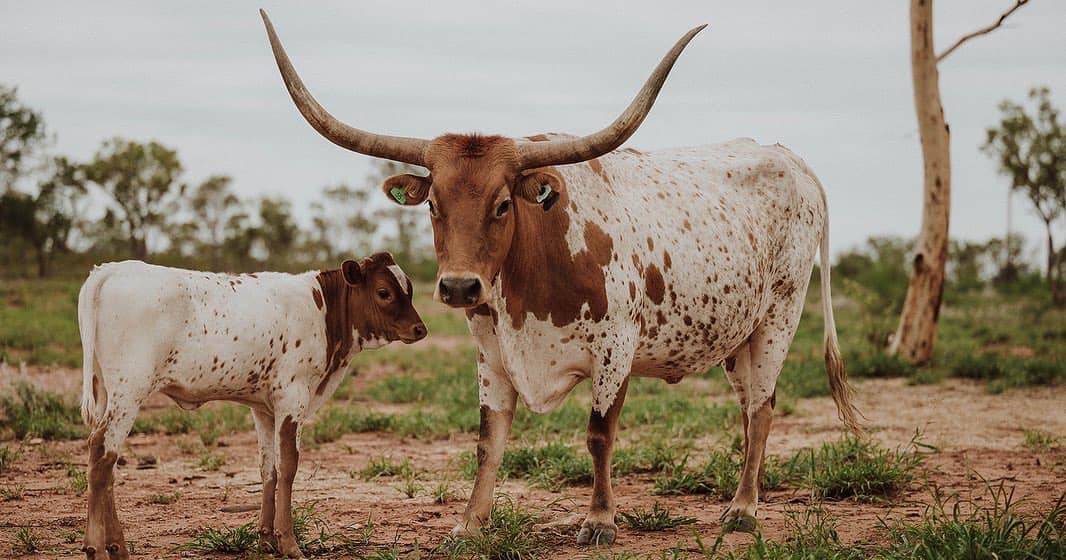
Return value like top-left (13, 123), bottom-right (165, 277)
top-left (498, 193), bottom-right (612, 332)
top-left (315, 269), bottom-right (373, 373)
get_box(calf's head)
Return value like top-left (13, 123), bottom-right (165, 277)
top-left (336, 252), bottom-right (426, 345)
top-left (262, 10), bottom-right (705, 308)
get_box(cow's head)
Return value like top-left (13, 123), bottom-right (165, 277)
top-left (262, 10), bottom-right (704, 308)
top-left (341, 252), bottom-right (426, 344)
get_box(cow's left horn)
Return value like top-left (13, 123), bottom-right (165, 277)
top-left (260, 10), bottom-right (429, 166)
top-left (517, 24), bottom-right (706, 170)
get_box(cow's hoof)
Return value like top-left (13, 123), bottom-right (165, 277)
top-left (81, 545), bottom-right (97, 559)
top-left (274, 531), bottom-right (304, 559)
top-left (576, 521), bottom-right (617, 546)
top-left (106, 542), bottom-right (129, 560)
top-left (722, 512), bottom-right (758, 534)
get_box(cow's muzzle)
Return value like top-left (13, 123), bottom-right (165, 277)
top-left (438, 276), bottom-right (482, 307)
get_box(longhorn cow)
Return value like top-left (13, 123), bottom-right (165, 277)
top-left (261, 10), bottom-right (861, 543)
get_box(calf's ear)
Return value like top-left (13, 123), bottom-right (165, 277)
top-left (514, 170), bottom-right (562, 211)
top-left (383, 174), bottom-right (432, 206)
top-left (341, 259), bottom-right (364, 285)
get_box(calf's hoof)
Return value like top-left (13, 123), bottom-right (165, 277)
top-left (450, 520), bottom-right (483, 538)
top-left (576, 520), bottom-right (617, 546)
top-left (258, 527), bottom-right (279, 551)
top-left (81, 544), bottom-right (127, 560)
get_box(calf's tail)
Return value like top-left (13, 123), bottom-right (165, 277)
top-left (819, 217), bottom-right (863, 433)
top-left (78, 265), bottom-right (108, 427)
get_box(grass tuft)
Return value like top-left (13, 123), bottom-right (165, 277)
top-left (12, 527), bottom-right (42, 555)
top-left (792, 434), bottom-right (929, 501)
top-left (440, 496), bottom-right (548, 560)
top-left (617, 502), bottom-right (697, 531)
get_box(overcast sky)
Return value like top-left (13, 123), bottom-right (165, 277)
top-left (2, 1), bottom-right (1064, 260)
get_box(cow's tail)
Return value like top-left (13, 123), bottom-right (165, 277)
top-left (78, 265), bottom-right (108, 427)
top-left (819, 217), bottom-right (863, 433)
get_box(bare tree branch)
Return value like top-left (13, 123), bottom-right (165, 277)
top-left (937, 0), bottom-right (1030, 63)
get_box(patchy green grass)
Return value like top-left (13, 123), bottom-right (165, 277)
top-left (653, 449), bottom-right (795, 498)
top-left (131, 402), bottom-right (251, 446)
top-left (147, 491), bottom-right (181, 505)
top-left (177, 522), bottom-right (259, 555)
top-left (440, 497), bottom-right (549, 560)
top-left (704, 507), bottom-right (867, 560)
top-left (197, 452), bottom-right (225, 472)
top-left (0, 444), bottom-right (20, 473)
top-left (12, 527), bottom-right (43, 555)
top-left (792, 434), bottom-right (929, 501)
top-left (65, 463), bottom-right (87, 495)
top-left (1022, 429), bottom-right (1061, 451)
top-left (0, 383), bottom-right (84, 440)
top-left (617, 502), bottom-right (697, 532)
top-left (882, 484), bottom-right (1065, 560)
top-left (1, 483), bottom-right (25, 501)
top-left (0, 278), bottom-right (81, 367)
top-left (357, 455), bottom-right (417, 481)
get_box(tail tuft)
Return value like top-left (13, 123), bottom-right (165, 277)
top-left (819, 211), bottom-right (864, 434)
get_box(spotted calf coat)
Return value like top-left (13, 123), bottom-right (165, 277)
top-left (472, 136), bottom-right (829, 417)
top-left (78, 260), bottom-right (411, 450)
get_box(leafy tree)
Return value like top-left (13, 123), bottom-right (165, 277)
top-left (0, 85), bottom-right (47, 191)
top-left (308, 183), bottom-right (377, 263)
top-left (0, 156), bottom-right (87, 276)
top-left (255, 196), bottom-right (299, 264)
top-left (84, 138), bottom-right (186, 260)
top-left (188, 175), bottom-right (242, 269)
top-left (983, 87), bottom-right (1066, 304)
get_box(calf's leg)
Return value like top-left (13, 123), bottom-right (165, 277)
top-left (577, 377), bottom-right (629, 546)
top-left (273, 414), bottom-right (303, 558)
top-left (84, 400), bottom-right (140, 560)
top-left (251, 409), bottom-right (278, 551)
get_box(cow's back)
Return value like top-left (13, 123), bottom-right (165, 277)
top-left (559, 139), bottom-right (826, 376)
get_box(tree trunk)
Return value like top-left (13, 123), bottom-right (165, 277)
top-left (1046, 222), bottom-right (1063, 305)
top-left (131, 236), bottom-right (148, 260)
top-left (35, 246), bottom-right (50, 278)
top-left (890, 0), bottom-right (951, 365)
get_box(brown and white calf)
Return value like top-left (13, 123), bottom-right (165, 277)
top-left (260, 10), bottom-right (862, 544)
top-left (77, 253), bottom-right (425, 559)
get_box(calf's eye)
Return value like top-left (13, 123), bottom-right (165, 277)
top-left (376, 288), bottom-right (390, 299)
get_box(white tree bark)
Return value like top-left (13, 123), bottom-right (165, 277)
top-left (890, 0), bottom-right (951, 365)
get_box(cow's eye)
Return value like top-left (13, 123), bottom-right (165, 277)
top-left (376, 288), bottom-right (391, 300)
top-left (495, 199), bottom-right (511, 218)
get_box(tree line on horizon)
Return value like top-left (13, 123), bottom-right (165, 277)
top-left (0, 83), bottom-right (1061, 311)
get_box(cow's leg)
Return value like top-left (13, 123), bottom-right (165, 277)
top-left (84, 397), bottom-right (141, 560)
top-left (452, 362), bottom-right (517, 537)
top-left (251, 409), bottom-right (278, 551)
top-left (722, 288), bottom-right (808, 532)
top-left (577, 376), bottom-right (629, 546)
top-left (273, 413), bottom-right (304, 558)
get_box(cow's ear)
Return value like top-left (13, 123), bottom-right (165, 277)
top-left (514, 170), bottom-right (562, 211)
top-left (341, 259), bottom-right (364, 286)
top-left (382, 174), bottom-right (431, 206)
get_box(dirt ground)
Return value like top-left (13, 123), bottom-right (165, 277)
top-left (1, 366), bottom-right (1063, 559)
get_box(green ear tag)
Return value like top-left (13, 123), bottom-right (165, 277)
top-left (535, 184), bottom-right (552, 203)
top-left (390, 187), bottom-right (407, 204)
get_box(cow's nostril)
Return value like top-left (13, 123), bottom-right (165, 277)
top-left (413, 324), bottom-right (427, 339)
top-left (438, 279), bottom-right (451, 302)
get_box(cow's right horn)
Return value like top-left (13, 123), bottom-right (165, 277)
top-left (260, 10), bottom-right (429, 166)
top-left (517, 24), bottom-right (707, 170)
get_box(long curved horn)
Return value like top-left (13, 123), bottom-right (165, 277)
top-left (260, 10), bottom-right (429, 166)
top-left (517, 25), bottom-right (706, 170)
